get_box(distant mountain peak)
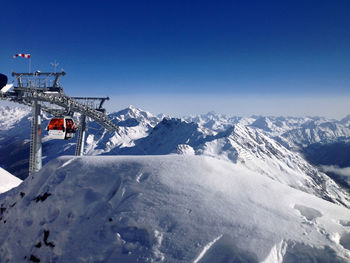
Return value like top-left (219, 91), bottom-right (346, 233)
top-left (109, 106), bottom-right (158, 126)
top-left (340, 114), bottom-right (350, 126)
top-left (250, 116), bottom-right (273, 132)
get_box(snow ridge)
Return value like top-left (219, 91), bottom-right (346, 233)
top-left (0, 155), bottom-right (349, 262)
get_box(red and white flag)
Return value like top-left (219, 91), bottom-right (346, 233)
top-left (13, 54), bottom-right (31, 59)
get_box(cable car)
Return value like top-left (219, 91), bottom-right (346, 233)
top-left (47, 117), bottom-right (77, 140)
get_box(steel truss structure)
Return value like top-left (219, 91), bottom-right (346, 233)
top-left (0, 71), bottom-right (119, 174)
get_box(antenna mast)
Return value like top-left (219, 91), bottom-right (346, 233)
top-left (50, 60), bottom-right (59, 73)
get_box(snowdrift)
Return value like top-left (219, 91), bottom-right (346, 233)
top-left (0, 167), bottom-right (22, 193)
top-left (0, 155), bottom-right (349, 262)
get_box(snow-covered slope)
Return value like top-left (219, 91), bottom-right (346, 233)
top-left (1, 106), bottom-right (350, 207)
top-left (59, 105), bottom-right (160, 156)
top-left (0, 167), bottom-right (22, 193)
top-left (340, 115), bottom-right (350, 127)
top-left (103, 117), bottom-right (350, 207)
top-left (278, 119), bottom-right (350, 148)
top-left (196, 123), bottom-right (350, 207)
top-left (0, 106), bottom-right (30, 131)
top-left (0, 155), bottom-right (349, 263)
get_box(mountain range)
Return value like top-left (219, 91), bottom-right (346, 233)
top-left (1, 105), bottom-right (350, 262)
top-left (1, 105), bottom-right (349, 205)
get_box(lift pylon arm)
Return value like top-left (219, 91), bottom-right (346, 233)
top-left (0, 87), bottom-right (119, 132)
top-left (37, 93), bottom-right (118, 132)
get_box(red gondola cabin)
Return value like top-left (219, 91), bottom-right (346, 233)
top-left (47, 117), bottom-right (76, 140)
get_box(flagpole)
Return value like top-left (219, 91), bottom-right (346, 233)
top-left (29, 57), bottom-right (31, 73)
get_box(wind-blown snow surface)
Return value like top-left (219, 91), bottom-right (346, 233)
top-left (0, 155), bottom-right (350, 263)
top-left (0, 167), bottom-right (21, 193)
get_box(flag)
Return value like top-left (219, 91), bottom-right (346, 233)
top-left (13, 54), bottom-right (31, 59)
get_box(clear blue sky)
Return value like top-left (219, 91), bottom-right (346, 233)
top-left (1, 0), bottom-right (350, 118)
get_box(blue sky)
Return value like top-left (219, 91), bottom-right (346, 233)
top-left (1, 0), bottom-right (350, 118)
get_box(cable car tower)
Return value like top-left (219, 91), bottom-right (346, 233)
top-left (0, 70), bottom-right (119, 174)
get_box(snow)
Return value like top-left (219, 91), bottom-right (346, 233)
top-left (193, 234), bottom-right (223, 263)
top-left (0, 166), bottom-right (22, 193)
top-left (1, 105), bottom-right (350, 208)
top-left (0, 106), bottom-right (30, 131)
top-left (83, 106), bottom-right (159, 155)
top-left (261, 240), bottom-right (287, 263)
top-left (0, 155), bottom-right (349, 262)
top-left (1, 106), bottom-right (350, 262)
top-left (341, 115), bottom-right (350, 127)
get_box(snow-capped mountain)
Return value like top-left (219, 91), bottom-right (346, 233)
top-left (0, 106), bottom-right (350, 207)
top-left (280, 119), bottom-right (350, 148)
top-left (1, 106), bottom-right (350, 262)
top-left (340, 115), bottom-right (350, 127)
top-left (185, 111), bottom-right (242, 132)
top-left (84, 105), bottom-right (159, 155)
top-left (0, 106), bottom-right (30, 131)
top-left (185, 113), bottom-right (350, 148)
top-left (0, 155), bottom-right (349, 262)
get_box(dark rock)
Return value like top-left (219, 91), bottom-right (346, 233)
top-left (43, 230), bottom-right (55, 248)
top-left (34, 192), bottom-right (52, 203)
top-left (34, 242), bottom-right (42, 248)
top-left (29, 254), bottom-right (40, 262)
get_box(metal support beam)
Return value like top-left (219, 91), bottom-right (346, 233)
top-left (75, 114), bottom-right (87, 156)
top-left (71, 96), bottom-right (109, 110)
top-left (29, 100), bottom-right (42, 174)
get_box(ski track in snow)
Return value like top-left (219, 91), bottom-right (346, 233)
top-left (193, 234), bottom-right (223, 263)
top-left (136, 172), bottom-right (143, 183)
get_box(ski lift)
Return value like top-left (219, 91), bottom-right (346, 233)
top-left (47, 116), bottom-right (77, 140)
